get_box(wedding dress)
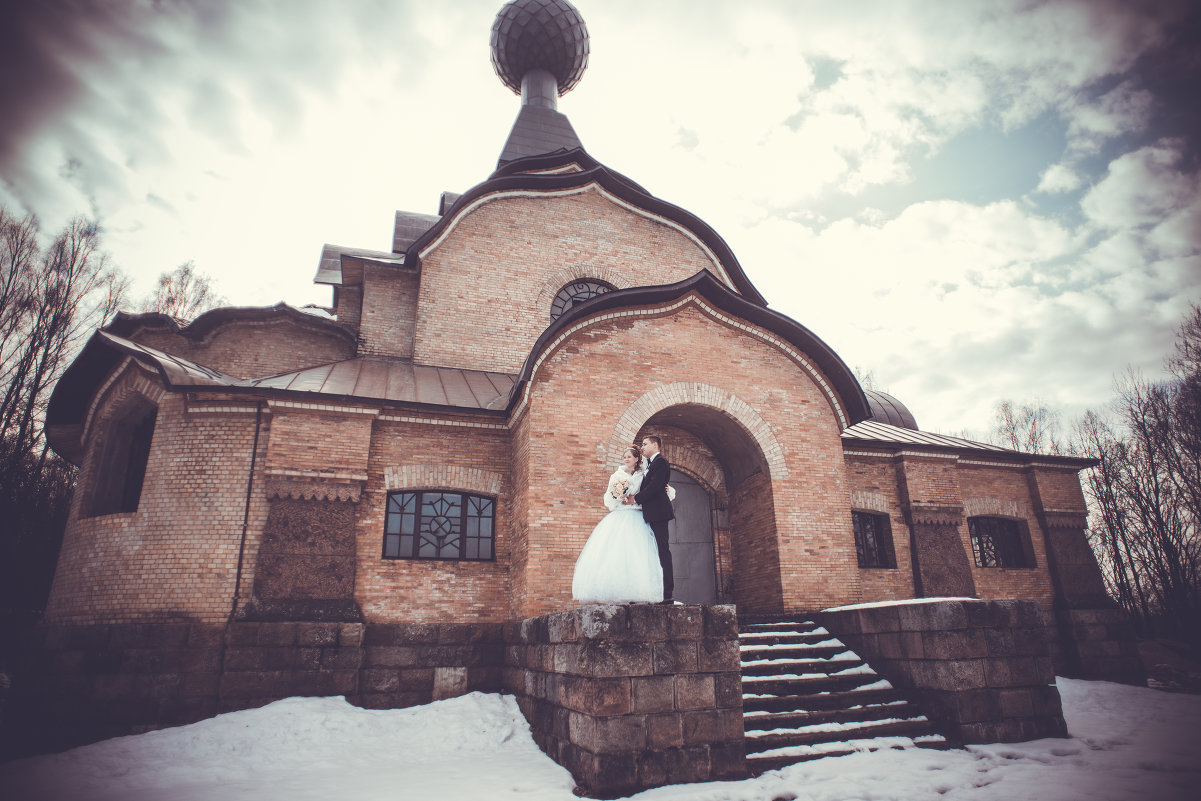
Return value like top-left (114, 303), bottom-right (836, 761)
top-left (571, 468), bottom-right (664, 603)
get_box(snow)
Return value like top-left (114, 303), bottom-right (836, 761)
top-left (2, 678), bottom-right (1199, 801)
top-left (823, 596), bottom-right (979, 612)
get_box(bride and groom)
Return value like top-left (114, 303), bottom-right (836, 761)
top-left (571, 435), bottom-right (679, 605)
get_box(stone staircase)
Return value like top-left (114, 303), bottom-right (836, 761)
top-left (739, 617), bottom-right (949, 774)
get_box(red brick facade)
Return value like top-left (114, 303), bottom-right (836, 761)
top-left (43, 150), bottom-right (1107, 653)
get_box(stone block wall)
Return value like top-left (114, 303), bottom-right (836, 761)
top-left (358, 622), bottom-right (504, 708)
top-left (503, 604), bottom-right (745, 797)
top-left (817, 599), bottom-right (1067, 743)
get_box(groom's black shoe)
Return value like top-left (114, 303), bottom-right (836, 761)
top-left (658, 598), bottom-right (679, 605)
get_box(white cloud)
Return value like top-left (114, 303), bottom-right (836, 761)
top-left (1082, 140), bottom-right (1201, 231)
top-left (1037, 163), bottom-right (1083, 195)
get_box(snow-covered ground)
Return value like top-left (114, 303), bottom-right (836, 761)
top-left (1, 677), bottom-right (1198, 801)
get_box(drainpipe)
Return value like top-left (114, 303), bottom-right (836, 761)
top-left (229, 401), bottom-right (264, 622)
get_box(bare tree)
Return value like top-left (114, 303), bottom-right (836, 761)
top-left (140, 260), bottom-right (224, 321)
top-left (0, 206), bottom-right (127, 620)
top-left (991, 398), bottom-right (1063, 455)
top-left (1074, 305), bottom-right (1201, 644)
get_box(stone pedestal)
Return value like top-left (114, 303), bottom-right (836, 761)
top-left (817, 599), bottom-right (1067, 744)
top-left (503, 604), bottom-right (745, 798)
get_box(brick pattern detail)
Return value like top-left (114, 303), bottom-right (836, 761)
top-left (382, 464), bottom-right (504, 496)
top-left (817, 600), bottom-right (1068, 744)
top-left (504, 604), bottom-right (745, 796)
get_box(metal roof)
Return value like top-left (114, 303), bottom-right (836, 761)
top-left (498, 104), bottom-right (583, 165)
top-left (315, 244), bottom-right (409, 286)
top-left (865, 390), bottom-right (919, 430)
top-left (391, 211), bottom-right (440, 253)
top-left (245, 358), bottom-right (515, 410)
top-left (842, 420), bottom-right (1012, 452)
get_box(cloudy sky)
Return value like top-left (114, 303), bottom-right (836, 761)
top-left (2, 0), bottom-right (1199, 438)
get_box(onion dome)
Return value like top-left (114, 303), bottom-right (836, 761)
top-left (490, 0), bottom-right (590, 96)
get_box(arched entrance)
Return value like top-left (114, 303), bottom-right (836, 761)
top-left (618, 387), bottom-right (784, 613)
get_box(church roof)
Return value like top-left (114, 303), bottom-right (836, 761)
top-left (841, 419), bottom-right (1096, 468)
top-left (864, 389), bottom-right (919, 430)
top-left (497, 104), bottom-right (583, 164)
top-left (407, 148), bottom-right (769, 306)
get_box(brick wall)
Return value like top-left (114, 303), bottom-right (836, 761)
top-left (46, 371), bottom-right (263, 625)
top-left (355, 420), bottom-right (513, 623)
top-left (843, 455), bottom-right (916, 599)
top-left (126, 317), bottom-right (354, 379)
top-left (412, 190), bottom-right (729, 374)
top-left (358, 264), bottom-right (418, 357)
top-left (514, 301), bottom-right (858, 617)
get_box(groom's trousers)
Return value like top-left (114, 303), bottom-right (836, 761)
top-left (649, 520), bottom-right (674, 600)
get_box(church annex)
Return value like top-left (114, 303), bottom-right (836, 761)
top-left (29, 0), bottom-right (1141, 792)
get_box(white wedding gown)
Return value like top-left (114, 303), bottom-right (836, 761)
top-left (572, 468), bottom-right (664, 603)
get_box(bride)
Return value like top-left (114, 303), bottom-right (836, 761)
top-left (572, 446), bottom-right (666, 604)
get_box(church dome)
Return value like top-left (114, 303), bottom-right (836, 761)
top-left (490, 0), bottom-right (590, 96)
top-left (865, 390), bottom-right (919, 430)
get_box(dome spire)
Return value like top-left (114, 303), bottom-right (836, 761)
top-left (490, 0), bottom-right (590, 165)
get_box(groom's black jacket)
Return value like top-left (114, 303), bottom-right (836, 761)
top-left (636, 454), bottom-right (675, 523)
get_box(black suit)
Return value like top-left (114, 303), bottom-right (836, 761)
top-left (635, 453), bottom-right (675, 600)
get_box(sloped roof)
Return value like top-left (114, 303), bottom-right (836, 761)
top-left (841, 419), bottom-right (1096, 468)
top-left (105, 303), bottom-right (354, 342)
top-left (865, 390), bottom-right (919, 430)
top-left (498, 104), bottom-right (583, 164)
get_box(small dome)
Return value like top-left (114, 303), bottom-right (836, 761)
top-left (490, 0), bottom-right (590, 96)
top-left (865, 390), bottom-right (919, 430)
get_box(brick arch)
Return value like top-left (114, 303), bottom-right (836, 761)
top-left (83, 358), bottom-right (166, 443)
top-left (659, 442), bottom-right (726, 498)
top-left (605, 383), bottom-right (788, 480)
top-left (383, 464), bottom-right (504, 497)
top-left (535, 265), bottom-right (633, 322)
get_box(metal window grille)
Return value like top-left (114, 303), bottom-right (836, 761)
top-left (550, 279), bottom-right (614, 320)
top-left (852, 511), bottom-right (894, 568)
top-left (383, 490), bottom-right (495, 561)
top-left (969, 517), bottom-right (1025, 568)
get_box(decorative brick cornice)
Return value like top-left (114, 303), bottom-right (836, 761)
top-left (905, 504), bottom-right (964, 526)
top-left (383, 464), bottom-right (504, 497)
top-left (264, 472), bottom-right (364, 503)
top-left (1037, 509), bottom-right (1089, 530)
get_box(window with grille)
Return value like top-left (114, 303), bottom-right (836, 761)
top-left (550, 279), bottom-right (614, 321)
top-left (968, 516), bottom-right (1032, 568)
top-left (383, 490), bottom-right (495, 561)
top-left (852, 510), bottom-right (896, 569)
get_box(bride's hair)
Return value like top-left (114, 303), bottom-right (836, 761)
top-left (625, 446), bottom-right (643, 471)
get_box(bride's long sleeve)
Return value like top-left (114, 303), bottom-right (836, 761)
top-left (603, 471), bottom-right (623, 512)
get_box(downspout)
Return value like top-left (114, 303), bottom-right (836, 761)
top-left (229, 401), bottom-right (264, 622)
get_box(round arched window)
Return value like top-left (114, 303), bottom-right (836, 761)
top-left (550, 279), bottom-right (614, 321)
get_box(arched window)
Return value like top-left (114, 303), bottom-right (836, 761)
top-left (968, 516), bottom-right (1036, 568)
top-left (382, 490), bottom-right (495, 561)
top-left (550, 278), bottom-right (614, 321)
top-left (89, 397), bottom-right (158, 516)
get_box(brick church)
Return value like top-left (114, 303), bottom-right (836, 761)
top-left (33, 0), bottom-right (1138, 785)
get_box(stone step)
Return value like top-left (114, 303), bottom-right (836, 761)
top-left (739, 643), bottom-right (847, 659)
top-left (739, 657), bottom-right (865, 677)
top-left (742, 687), bottom-right (906, 714)
top-left (741, 672), bottom-right (882, 697)
top-left (744, 717), bottom-right (941, 754)
top-left (745, 737), bottom-right (949, 775)
top-left (743, 702), bottom-right (924, 731)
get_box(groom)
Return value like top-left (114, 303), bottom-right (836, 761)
top-left (626, 435), bottom-right (675, 603)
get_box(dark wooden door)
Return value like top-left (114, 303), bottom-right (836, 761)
top-left (667, 470), bottom-right (716, 605)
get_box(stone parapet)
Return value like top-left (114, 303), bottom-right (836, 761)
top-left (816, 599), bottom-right (1067, 744)
top-left (503, 604), bottom-right (745, 797)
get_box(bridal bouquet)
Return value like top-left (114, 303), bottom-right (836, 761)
top-left (609, 477), bottom-right (631, 498)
